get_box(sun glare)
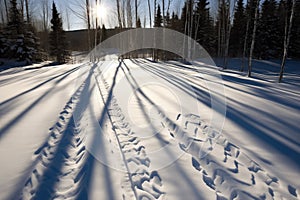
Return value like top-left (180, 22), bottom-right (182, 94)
top-left (96, 4), bottom-right (106, 19)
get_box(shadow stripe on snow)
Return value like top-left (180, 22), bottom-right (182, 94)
top-left (93, 63), bottom-right (165, 200)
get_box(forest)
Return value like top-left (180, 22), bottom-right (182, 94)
top-left (0, 0), bottom-right (299, 78)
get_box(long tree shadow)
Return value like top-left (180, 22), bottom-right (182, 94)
top-left (77, 61), bottom-right (124, 200)
top-left (131, 59), bottom-right (212, 108)
top-left (0, 64), bottom-right (87, 140)
top-left (0, 63), bottom-right (86, 106)
top-left (31, 64), bottom-right (96, 200)
top-left (119, 60), bottom-right (207, 199)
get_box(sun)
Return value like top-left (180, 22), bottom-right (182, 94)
top-left (96, 4), bottom-right (106, 19)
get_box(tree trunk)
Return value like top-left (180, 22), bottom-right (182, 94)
top-left (25, 0), bottom-right (30, 22)
top-left (135, 0), bottom-right (138, 27)
top-left (147, 0), bottom-right (152, 27)
top-left (279, 0), bottom-right (295, 82)
top-left (248, 0), bottom-right (259, 77)
top-left (127, 0), bottom-right (132, 27)
top-left (86, 0), bottom-right (91, 50)
top-left (95, 0), bottom-right (98, 50)
top-left (116, 0), bottom-right (123, 28)
top-left (223, 0), bottom-right (237, 69)
top-left (241, 0), bottom-right (251, 72)
top-left (162, 0), bottom-right (165, 27)
top-left (4, 0), bottom-right (8, 23)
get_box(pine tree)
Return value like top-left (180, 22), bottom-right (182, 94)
top-left (193, 0), bottom-right (215, 54)
top-left (256, 0), bottom-right (280, 59)
top-left (180, 0), bottom-right (193, 36)
top-left (230, 0), bottom-right (246, 57)
top-left (136, 17), bottom-right (142, 28)
top-left (100, 24), bottom-right (107, 42)
top-left (2, 0), bottom-right (40, 62)
top-left (154, 4), bottom-right (162, 27)
top-left (170, 12), bottom-right (180, 32)
top-left (289, 0), bottom-right (300, 58)
top-left (277, 0), bottom-right (287, 55)
top-left (49, 2), bottom-right (69, 63)
top-left (165, 11), bottom-right (171, 28)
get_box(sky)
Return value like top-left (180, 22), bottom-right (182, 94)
top-left (53, 0), bottom-right (221, 31)
top-left (54, 0), bottom-right (186, 30)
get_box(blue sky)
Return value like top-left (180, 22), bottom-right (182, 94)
top-left (54, 0), bottom-right (221, 30)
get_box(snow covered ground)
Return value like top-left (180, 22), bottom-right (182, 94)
top-left (0, 58), bottom-right (299, 200)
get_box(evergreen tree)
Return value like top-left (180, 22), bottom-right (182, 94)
top-left (180, 0), bottom-right (193, 35)
top-left (154, 4), bottom-right (162, 27)
top-left (277, 0), bottom-right (287, 55)
top-left (136, 17), bottom-right (142, 28)
top-left (170, 12), bottom-right (180, 32)
top-left (193, 0), bottom-right (215, 54)
top-left (230, 0), bottom-right (246, 56)
top-left (256, 0), bottom-right (280, 59)
top-left (100, 24), bottom-right (107, 42)
top-left (49, 2), bottom-right (69, 63)
top-left (165, 11), bottom-right (171, 28)
top-left (289, 0), bottom-right (300, 58)
top-left (1, 0), bottom-right (40, 62)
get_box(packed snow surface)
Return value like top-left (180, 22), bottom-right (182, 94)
top-left (0, 58), bottom-right (299, 200)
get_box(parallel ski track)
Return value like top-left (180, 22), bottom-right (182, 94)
top-left (93, 62), bottom-right (165, 200)
top-left (20, 81), bottom-right (90, 200)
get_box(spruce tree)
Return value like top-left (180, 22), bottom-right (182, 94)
top-left (170, 12), bottom-right (180, 32)
top-left (49, 2), bottom-right (69, 63)
top-left (289, 0), bottom-right (300, 58)
top-left (193, 0), bottom-right (215, 54)
top-left (230, 0), bottom-right (246, 57)
top-left (180, 0), bottom-right (193, 35)
top-left (256, 0), bottom-right (280, 59)
top-left (136, 17), bottom-right (142, 28)
top-left (2, 0), bottom-right (40, 62)
top-left (154, 4), bottom-right (163, 27)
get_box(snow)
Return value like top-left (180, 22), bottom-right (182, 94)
top-left (0, 58), bottom-right (299, 200)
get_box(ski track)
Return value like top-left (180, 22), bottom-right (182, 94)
top-left (93, 65), bottom-right (165, 200)
top-left (15, 61), bottom-right (299, 200)
top-left (19, 81), bottom-right (89, 200)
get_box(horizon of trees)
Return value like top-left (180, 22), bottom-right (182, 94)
top-left (0, 0), bottom-right (299, 81)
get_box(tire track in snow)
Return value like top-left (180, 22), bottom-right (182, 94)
top-left (19, 82), bottom-right (90, 200)
top-left (93, 64), bottom-right (165, 200)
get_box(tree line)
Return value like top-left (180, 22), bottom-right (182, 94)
top-left (0, 0), bottom-right (69, 64)
top-left (0, 0), bottom-right (299, 81)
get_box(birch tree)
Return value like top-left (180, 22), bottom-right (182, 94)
top-left (86, 0), bottom-right (91, 50)
top-left (248, 0), bottom-right (260, 77)
top-left (25, 0), bottom-right (29, 22)
top-left (147, 0), bottom-right (152, 27)
top-left (127, 0), bottom-right (132, 27)
top-left (279, 0), bottom-right (296, 82)
top-left (116, 0), bottom-right (123, 28)
top-left (241, 0), bottom-right (251, 72)
top-left (4, 0), bottom-right (9, 22)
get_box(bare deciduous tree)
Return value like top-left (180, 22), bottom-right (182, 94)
top-left (126, 0), bottom-right (132, 27)
top-left (241, 0), bottom-right (251, 72)
top-left (25, 0), bottom-right (30, 22)
top-left (40, 0), bottom-right (50, 31)
top-left (147, 0), bottom-right (152, 27)
top-left (248, 0), bottom-right (260, 77)
top-left (279, 0), bottom-right (296, 82)
top-left (116, 0), bottom-right (123, 28)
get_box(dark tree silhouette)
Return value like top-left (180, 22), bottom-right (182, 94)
top-left (49, 2), bottom-right (69, 63)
